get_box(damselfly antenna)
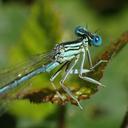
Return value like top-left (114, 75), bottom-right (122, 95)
top-left (86, 24), bottom-right (88, 29)
top-left (94, 28), bottom-right (100, 34)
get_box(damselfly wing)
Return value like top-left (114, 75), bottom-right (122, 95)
top-left (0, 50), bottom-right (56, 92)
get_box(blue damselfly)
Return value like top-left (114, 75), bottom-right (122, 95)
top-left (0, 26), bottom-right (107, 109)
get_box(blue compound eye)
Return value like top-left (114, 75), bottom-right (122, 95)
top-left (92, 35), bottom-right (102, 47)
top-left (75, 26), bottom-right (87, 36)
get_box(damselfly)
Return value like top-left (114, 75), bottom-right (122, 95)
top-left (0, 26), bottom-right (107, 109)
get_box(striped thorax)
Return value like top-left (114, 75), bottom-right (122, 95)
top-left (54, 37), bottom-right (89, 64)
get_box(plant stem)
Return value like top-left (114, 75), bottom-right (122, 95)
top-left (57, 106), bottom-right (66, 128)
top-left (121, 109), bottom-right (128, 128)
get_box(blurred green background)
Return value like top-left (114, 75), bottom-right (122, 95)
top-left (0, 0), bottom-right (128, 128)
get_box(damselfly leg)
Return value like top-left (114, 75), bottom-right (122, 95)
top-left (50, 62), bottom-right (68, 100)
top-left (90, 60), bottom-right (108, 70)
top-left (79, 48), bottom-right (106, 87)
top-left (85, 46), bottom-right (108, 71)
top-left (79, 59), bottom-right (108, 87)
top-left (86, 47), bottom-right (93, 68)
top-left (50, 56), bottom-right (83, 109)
top-left (60, 55), bottom-right (83, 110)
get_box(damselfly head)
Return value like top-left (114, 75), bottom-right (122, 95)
top-left (75, 26), bottom-right (102, 47)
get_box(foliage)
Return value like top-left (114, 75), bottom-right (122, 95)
top-left (7, 0), bottom-right (62, 121)
top-left (0, 0), bottom-right (128, 128)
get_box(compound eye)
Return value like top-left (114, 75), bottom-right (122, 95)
top-left (92, 35), bottom-right (102, 46)
top-left (95, 36), bottom-right (100, 42)
top-left (75, 26), bottom-right (87, 36)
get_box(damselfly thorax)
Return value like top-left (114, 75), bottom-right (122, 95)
top-left (54, 38), bottom-right (89, 64)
